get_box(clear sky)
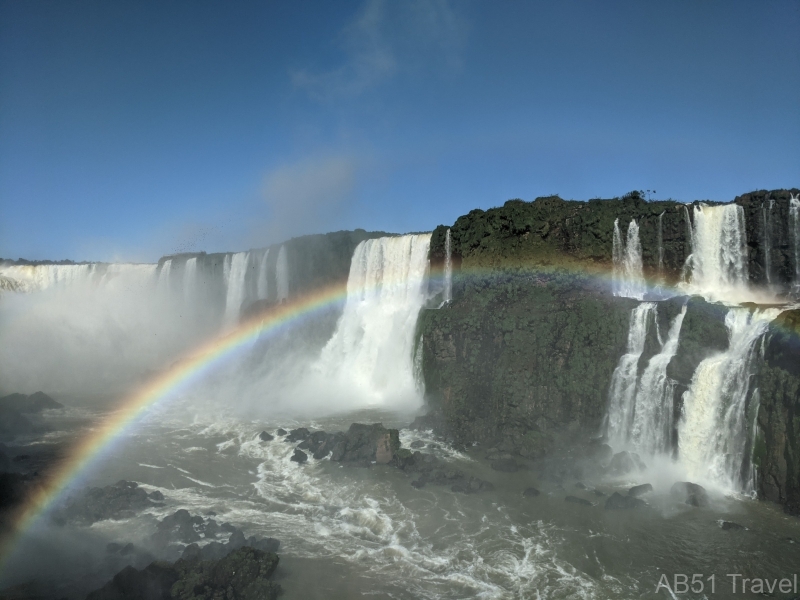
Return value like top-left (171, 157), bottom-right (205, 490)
top-left (1, 0), bottom-right (798, 262)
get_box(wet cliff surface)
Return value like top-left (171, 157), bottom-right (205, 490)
top-left (421, 188), bottom-right (800, 513)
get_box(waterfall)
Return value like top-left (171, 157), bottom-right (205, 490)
top-left (157, 259), bottom-right (173, 296)
top-left (315, 234), bottom-right (431, 406)
top-left (681, 206), bottom-right (694, 283)
top-left (223, 252), bottom-right (250, 326)
top-left (683, 203), bottom-right (748, 301)
top-left (0, 264), bottom-right (94, 292)
top-left (256, 249), bottom-right (270, 300)
top-left (443, 228), bottom-right (452, 305)
top-left (762, 200), bottom-right (774, 285)
top-left (612, 218), bottom-right (645, 299)
top-left (627, 304), bottom-right (687, 455)
top-left (606, 303), bottom-right (655, 445)
top-left (276, 245), bottom-right (289, 302)
top-left (790, 194), bottom-right (800, 289)
top-left (657, 212), bottom-right (665, 277)
top-left (183, 258), bottom-right (198, 298)
top-left (678, 307), bottom-right (781, 491)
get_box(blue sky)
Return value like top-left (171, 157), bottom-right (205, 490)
top-left (1, 0), bottom-right (798, 262)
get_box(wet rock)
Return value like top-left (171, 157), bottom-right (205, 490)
top-left (290, 448), bottom-right (308, 464)
top-left (490, 458), bottom-right (521, 473)
top-left (259, 431), bottom-right (274, 442)
top-left (148, 490), bottom-right (164, 501)
top-left (607, 451), bottom-right (646, 476)
top-left (88, 547), bottom-right (281, 600)
top-left (720, 521), bottom-right (745, 531)
top-left (605, 492), bottom-right (646, 510)
top-left (286, 428), bottom-right (310, 443)
top-left (328, 423), bottom-right (400, 464)
top-left (670, 481), bottom-right (709, 507)
top-left (276, 428), bottom-right (287, 436)
top-left (522, 487), bottom-right (540, 498)
top-left (592, 489), bottom-right (606, 497)
top-left (57, 480), bottom-right (160, 525)
top-left (0, 472), bottom-right (33, 510)
top-left (0, 391), bottom-right (62, 413)
top-left (152, 509), bottom-right (204, 545)
top-left (410, 440), bottom-right (425, 449)
top-left (411, 479), bottom-right (426, 489)
top-left (565, 496), bottom-right (592, 506)
top-left (428, 443), bottom-right (440, 449)
top-left (628, 483), bottom-right (653, 497)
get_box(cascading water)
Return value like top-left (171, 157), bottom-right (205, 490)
top-left (256, 249), bottom-right (270, 300)
top-left (612, 219), bottom-right (645, 300)
top-left (157, 259), bottom-right (173, 296)
top-left (183, 257), bottom-right (198, 299)
top-left (627, 304), bottom-right (687, 455)
top-left (314, 234), bottom-right (431, 407)
top-left (605, 303), bottom-right (655, 446)
top-left (276, 245), bottom-right (289, 302)
top-left (443, 228), bottom-right (452, 305)
top-left (678, 307), bottom-right (781, 491)
top-left (791, 194), bottom-right (800, 290)
top-left (223, 252), bottom-right (250, 326)
top-left (680, 206), bottom-right (694, 283)
top-left (657, 212), bottom-right (665, 277)
top-left (762, 200), bottom-right (774, 285)
top-left (682, 203), bottom-right (749, 302)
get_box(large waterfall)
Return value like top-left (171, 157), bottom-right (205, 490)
top-left (683, 203), bottom-right (749, 301)
top-left (314, 234), bottom-right (431, 408)
top-left (612, 218), bottom-right (645, 299)
top-left (443, 228), bottom-right (453, 305)
top-left (679, 308), bottom-right (780, 490)
top-left (223, 252), bottom-right (250, 326)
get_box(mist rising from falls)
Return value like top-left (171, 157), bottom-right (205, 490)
top-left (612, 218), bottom-right (645, 299)
top-left (606, 303), bottom-right (654, 444)
top-left (678, 307), bottom-right (781, 491)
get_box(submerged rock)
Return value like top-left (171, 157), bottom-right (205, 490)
top-left (565, 496), bottom-right (592, 506)
top-left (605, 492), bottom-right (646, 510)
top-left (628, 483), bottom-right (653, 497)
top-left (490, 458), bottom-right (521, 473)
top-left (670, 481), bottom-right (709, 507)
top-left (522, 487), bottom-right (540, 498)
top-left (720, 521), bottom-right (745, 531)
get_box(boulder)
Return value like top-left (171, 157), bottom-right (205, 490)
top-left (605, 492), bottom-right (646, 510)
top-left (670, 481), bottom-right (709, 507)
top-left (720, 521), bottom-right (745, 531)
top-left (410, 440), bottom-right (425, 449)
top-left (290, 448), bottom-right (308, 464)
top-left (57, 480), bottom-right (160, 525)
top-left (522, 487), bottom-right (540, 498)
top-left (330, 423), bottom-right (400, 464)
top-left (258, 431), bottom-right (274, 442)
top-left (286, 428), bottom-right (310, 443)
top-left (276, 428), bottom-right (287, 436)
top-left (565, 496), bottom-right (592, 506)
top-left (628, 483), bottom-right (653, 497)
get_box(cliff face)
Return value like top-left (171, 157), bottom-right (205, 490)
top-left (756, 309), bottom-right (800, 515)
top-left (420, 188), bottom-right (799, 512)
top-left (429, 188), bottom-right (800, 292)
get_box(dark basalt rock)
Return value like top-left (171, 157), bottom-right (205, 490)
top-left (87, 547), bottom-right (281, 600)
top-left (57, 480), bottom-right (162, 525)
top-left (0, 391), bottom-right (62, 413)
top-left (670, 481), bottom-right (709, 507)
top-left (258, 431), bottom-right (274, 442)
top-left (285, 428), bottom-right (310, 443)
top-left (720, 521), bottom-right (745, 531)
top-left (276, 428), bottom-right (287, 436)
top-left (607, 451), bottom-right (646, 476)
top-left (410, 440), bottom-right (425, 449)
top-left (592, 489), bottom-right (606, 497)
top-left (565, 496), bottom-right (592, 506)
top-left (628, 483), bottom-right (653, 497)
top-left (605, 492), bottom-right (646, 510)
top-left (522, 487), bottom-right (540, 498)
top-left (290, 448), bottom-right (308, 464)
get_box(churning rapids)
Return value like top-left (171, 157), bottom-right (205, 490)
top-left (1, 223), bottom-right (800, 599)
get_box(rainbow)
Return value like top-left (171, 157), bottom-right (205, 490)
top-left (1, 258), bottom-right (795, 573)
top-left (0, 280), bottom-right (352, 571)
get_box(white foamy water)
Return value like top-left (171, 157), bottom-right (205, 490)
top-left (612, 219), bottom-right (644, 300)
top-left (276, 245), bottom-right (289, 302)
top-left (678, 307), bottom-right (781, 491)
